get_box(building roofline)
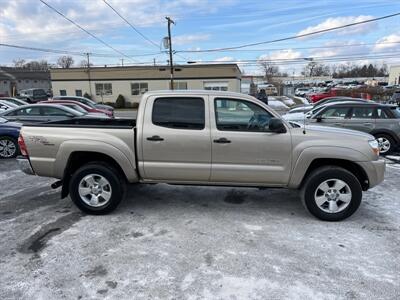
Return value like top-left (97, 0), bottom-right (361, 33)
top-left (50, 63), bottom-right (240, 72)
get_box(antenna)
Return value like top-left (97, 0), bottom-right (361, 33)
top-left (303, 103), bottom-right (307, 134)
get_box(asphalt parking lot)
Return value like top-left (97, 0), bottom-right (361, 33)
top-left (0, 158), bottom-right (399, 299)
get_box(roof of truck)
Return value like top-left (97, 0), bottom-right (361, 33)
top-left (144, 90), bottom-right (257, 100)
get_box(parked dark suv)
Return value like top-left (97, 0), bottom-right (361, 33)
top-left (309, 102), bottom-right (400, 154)
top-left (390, 91), bottom-right (400, 106)
top-left (19, 89), bottom-right (48, 103)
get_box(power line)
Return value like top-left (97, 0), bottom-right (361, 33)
top-left (38, 0), bottom-right (139, 62)
top-left (177, 41), bottom-right (400, 54)
top-left (0, 43), bottom-right (163, 58)
top-left (174, 50), bottom-right (400, 64)
top-left (100, 0), bottom-right (189, 63)
top-left (175, 12), bottom-right (400, 53)
top-left (0, 43), bottom-right (85, 56)
top-left (101, 0), bottom-right (160, 49)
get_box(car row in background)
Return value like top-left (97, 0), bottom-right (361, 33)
top-left (40, 100), bottom-right (111, 117)
top-left (283, 100), bottom-right (400, 154)
top-left (52, 96), bottom-right (114, 117)
top-left (0, 104), bottom-right (110, 125)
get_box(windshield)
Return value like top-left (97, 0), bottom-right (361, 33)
top-left (81, 99), bottom-right (96, 108)
top-left (0, 117), bottom-right (7, 123)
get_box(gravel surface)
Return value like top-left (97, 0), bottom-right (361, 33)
top-left (0, 159), bottom-right (399, 299)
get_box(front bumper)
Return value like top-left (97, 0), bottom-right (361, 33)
top-left (358, 159), bottom-right (386, 189)
top-left (17, 156), bottom-right (35, 175)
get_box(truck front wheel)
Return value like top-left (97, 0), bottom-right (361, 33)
top-left (69, 162), bottom-right (125, 214)
top-left (301, 166), bottom-right (362, 221)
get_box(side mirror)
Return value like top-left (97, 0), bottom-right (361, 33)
top-left (316, 115), bottom-right (323, 122)
top-left (268, 118), bottom-right (287, 133)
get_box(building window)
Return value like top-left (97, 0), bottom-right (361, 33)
top-left (75, 90), bottom-right (82, 97)
top-left (170, 82), bottom-right (188, 90)
top-left (131, 82), bottom-right (148, 95)
top-left (60, 90), bottom-right (67, 96)
top-left (204, 81), bottom-right (228, 91)
top-left (95, 83), bottom-right (113, 96)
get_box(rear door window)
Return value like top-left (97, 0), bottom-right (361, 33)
top-left (350, 107), bottom-right (374, 119)
top-left (152, 97), bottom-right (205, 130)
top-left (16, 107), bottom-right (41, 116)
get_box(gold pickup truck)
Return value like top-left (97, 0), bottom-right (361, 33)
top-left (16, 90), bottom-right (385, 221)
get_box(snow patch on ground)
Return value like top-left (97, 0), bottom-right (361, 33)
top-left (243, 224), bottom-right (263, 231)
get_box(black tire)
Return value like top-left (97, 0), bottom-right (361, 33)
top-left (301, 166), bottom-right (362, 221)
top-left (374, 133), bottom-right (395, 155)
top-left (69, 162), bottom-right (126, 215)
top-left (0, 136), bottom-right (19, 159)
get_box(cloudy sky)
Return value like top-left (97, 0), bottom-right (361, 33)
top-left (1, 0), bottom-right (400, 74)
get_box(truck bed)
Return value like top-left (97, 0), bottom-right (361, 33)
top-left (26, 118), bottom-right (136, 128)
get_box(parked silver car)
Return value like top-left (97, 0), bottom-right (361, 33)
top-left (0, 104), bottom-right (108, 125)
top-left (309, 102), bottom-right (400, 154)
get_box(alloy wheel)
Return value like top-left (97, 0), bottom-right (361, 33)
top-left (314, 179), bottom-right (352, 213)
top-left (78, 174), bottom-right (112, 207)
top-left (377, 137), bottom-right (391, 154)
top-left (0, 139), bottom-right (17, 158)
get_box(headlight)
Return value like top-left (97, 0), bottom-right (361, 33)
top-left (369, 140), bottom-right (380, 155)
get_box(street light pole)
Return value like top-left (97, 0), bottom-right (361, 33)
top-left (166, 16), bottom-right (175, 90)
top-left (86, 52), bottom-right (92, 96)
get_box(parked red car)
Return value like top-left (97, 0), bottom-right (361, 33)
top-left (307, 89), bottom-right (338, 103)
top-left (44, 100), bottom-right (113, 117)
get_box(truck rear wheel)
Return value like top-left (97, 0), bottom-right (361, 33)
top-left (69, 162), bottom-right (125, 214)
top-left (301, 166), bottom-right (362, 221)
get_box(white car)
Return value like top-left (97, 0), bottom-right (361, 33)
top-left (295, 87), bottom-right (313, 97)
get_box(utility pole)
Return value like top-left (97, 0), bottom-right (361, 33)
top-left (165, 16), bottom-right (175, 90)
top-left (86, 53), bottom-right (92, 96)
top-left (120, 58), bottom-right (124, 66)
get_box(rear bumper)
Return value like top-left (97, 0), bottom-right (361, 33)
top-left (358, 159), bottom-right (386, 189)
top-left (17, 156), bottom-right (35, 175)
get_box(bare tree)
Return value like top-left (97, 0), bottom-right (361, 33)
top-left (13, 58), bottom-right (26, 68)
top-left (79, 60), bottom-right (93, 68)
top-left (302, 62), bottom-right (330, 77)
top-left (57, 56), bottom-right (74, 68)
top-left (259, 59), bottom-right (280, 82)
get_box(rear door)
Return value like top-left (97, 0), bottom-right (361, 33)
top-left (343, 105), bottom-right (376, 133)
top-left (6, 107), bottom-right (43, 124)
top-left (141, 95), bottom-right (211, 181)
top-left (40, 106), bottom-right (75, 122)
top-left (374, 106), bottom-right (400, 134)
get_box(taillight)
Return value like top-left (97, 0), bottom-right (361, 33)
top-left (18, 134), bottom-right (29, 156)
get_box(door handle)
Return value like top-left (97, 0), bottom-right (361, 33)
top-left (213, 137), bottom-right (231, 144)
top-left (147, 135), bottom-right (164, 141)
top-left (363, 123), bottom-right (373, 126)
top-left (333, 123), bottom-right (342, 126)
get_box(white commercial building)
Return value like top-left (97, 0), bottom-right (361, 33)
top-left (388, 65), bottom-right (400, 85)
top-left (50, 64), bottom-right (242, 105)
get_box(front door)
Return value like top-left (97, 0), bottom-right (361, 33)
top-left (310, 105), bottom-right (351, 128)
top-left (210, 97), bottom-right (292, 185)
top-left (141, 95), bottom-right (211, 181)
